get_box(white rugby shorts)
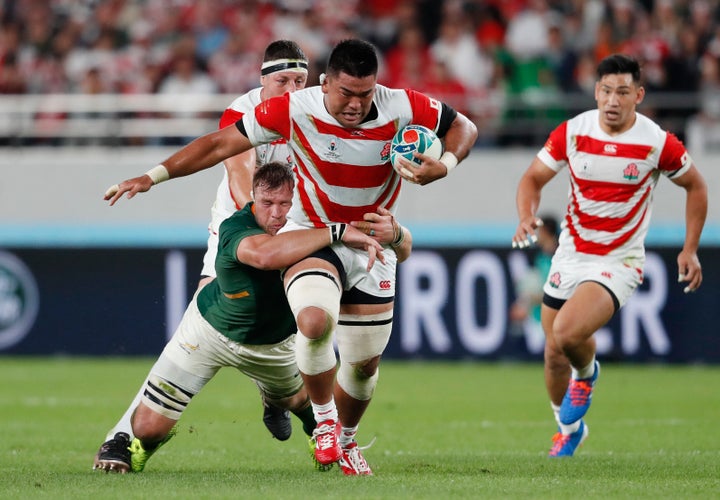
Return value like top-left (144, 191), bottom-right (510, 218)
top-left (543, 254), bottom-right (644, 309)
top-left (280, 219), bottom-right (398, 299)
top-left (151, 297), bottom-right (302, 401)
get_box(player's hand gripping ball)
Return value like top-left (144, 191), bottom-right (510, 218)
top-left (390, 125), bottom-right (443, 174)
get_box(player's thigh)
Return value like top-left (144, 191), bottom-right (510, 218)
top-left (553, 281), bottom-right (615, 339)
top-left (153, 300), bottom-right (227, 393)
top-left (237, 336), bottom-right (303, 400)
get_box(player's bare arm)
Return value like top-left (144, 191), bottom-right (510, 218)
top-left (104, 125), bottom-right (253, 205)
top-left (398, 112), bottom-right (478, 186)
top-left (671, 164), bottom-right (708, 293)
top-left (513, 158), bottom-right (558, 248)
top-left (237, 225), bottom-right (385, 272)
top-left (225, 148), bottom-right (257, 209)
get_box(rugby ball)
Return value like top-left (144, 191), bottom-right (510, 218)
top-left (390, 124), bottom-right (443, 170)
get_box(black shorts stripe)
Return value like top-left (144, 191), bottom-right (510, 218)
top-left (338, 316), bottom-right (393, 327)
top-left (341, 286), bottom-right (394, 305)
top-left (285, 269), bottom-right (340, 293)
top-left (543, 281), bottom-right (620, 314)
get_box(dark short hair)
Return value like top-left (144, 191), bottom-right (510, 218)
top-left (253, 161), bottom-right (295, 192)
top-left (597, 54), bottom-right (641, 84)
top-left (326, 39), bottom-right (378, 78)
top-left (538, 214), bottom-right (560, 238)
top-left (263, 40), bottom-right (307, 62)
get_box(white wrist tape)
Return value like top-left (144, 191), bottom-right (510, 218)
top-left (439, 152), bottom-right (458, 174)
top-left (145, 164), bottom-right (170, 185)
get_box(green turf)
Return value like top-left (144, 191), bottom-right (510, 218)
top-left (0, 357), bottom-right (718, 499)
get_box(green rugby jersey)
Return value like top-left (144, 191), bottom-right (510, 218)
top-left (196, 203), bottom-right (296, 344)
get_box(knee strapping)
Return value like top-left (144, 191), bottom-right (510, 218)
top-left (285, 268), bottom-right (341, 326)
top-left (336, 310), bottom-right (393, 363)
top-left (141, 374), bottom-right (195, 420)
top-left (286, 269), bottom-right (342, 376)
top-left (337, 361), bottom-right (379, 400)
top-left (334, 310), bottom-right (393, 400)
top-left (294, 330), bottom-right (338, 375)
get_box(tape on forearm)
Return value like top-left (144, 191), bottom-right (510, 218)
top-left (145, 164), bottom-right (170, 185)
top-left (439, 152), bottom-right (458, 174)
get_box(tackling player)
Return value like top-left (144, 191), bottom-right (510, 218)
top-left (94, 162), bottom-right (411, 474)
top-left (104, 38), bottom-right (478, 475)
top-left (98, 40), bottom-right (311, 451)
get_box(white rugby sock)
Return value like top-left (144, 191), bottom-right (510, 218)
top-left (572, 358), bottom-right (596, 379)
top-left (312, 400), bottom-right (338, 424)
top-left (551, 402), bottom-right (561, 426)
top-left (339, 425), bottom-right (358, 447)
top-left (559, 420), bottom-right (582, 435)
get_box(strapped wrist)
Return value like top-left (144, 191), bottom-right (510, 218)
top-left (391, 224), bottom-right (405, 248)
top-left (439, 152), bottom-right (458, 174)
top-left (145, 164), bottom-right (170, 185)
top-left (329, 223), bottom-right (347, 243)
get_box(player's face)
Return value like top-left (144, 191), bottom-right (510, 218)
top-left (594, 73), bottom-right (645, 135)
top-left (322, 71), bottom-right (377, 127)
top-left (253, 182), bottom-right (293, 235)
top-left (261, 70), bottom-right (308, 99)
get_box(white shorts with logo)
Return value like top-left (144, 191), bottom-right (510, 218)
top-left (543, 253), bottom-right (644, 309)
top-left (281, 219), bottom-right (398, 300)
top-left (149, 297), bottom-right (302, 401)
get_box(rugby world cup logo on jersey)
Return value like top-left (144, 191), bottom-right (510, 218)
top-left (0, 251), bottom-right (40, 350)
top-left (623, 163), bottom-right (639, 181)
top-left (323, 136), bottom-right (343, 161)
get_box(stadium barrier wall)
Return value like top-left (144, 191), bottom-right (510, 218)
top-left (1, 245), bottom-right (717, 363)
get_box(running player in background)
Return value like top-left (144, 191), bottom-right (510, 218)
top-left (104, 38), bottom-right (478, 475)
top-left (512, 53), bottom-right (708, 457)
top-left (98, 41), bottom-right (311, 453)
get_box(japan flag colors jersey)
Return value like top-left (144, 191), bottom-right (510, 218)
top-left (241, 84), bottom-right (444, 227)
top-left (538, 109), bottom-right (692, 263)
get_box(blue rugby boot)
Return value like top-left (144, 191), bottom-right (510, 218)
top-left (559, 361), bottom-right (600, 425)
top-left (548, 420), bottom-right (589, 457)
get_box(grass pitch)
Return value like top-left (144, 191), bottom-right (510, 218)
top-left (0, 357), bottom-right (718, 499)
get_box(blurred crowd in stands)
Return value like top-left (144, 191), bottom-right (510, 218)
top-left (1, 0), bottom-right (719, 146)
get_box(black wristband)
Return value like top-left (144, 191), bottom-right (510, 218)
top-left (329, 223), bottom-right (347, 243)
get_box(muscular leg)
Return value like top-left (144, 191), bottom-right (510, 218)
top-left (334, 355), bottom-right (380, 427)
top-left (334, 305), bottom-right (393, 429)
top-left (295, 305), bottom-right (338, 404)
top-left (284, 258), bottom-right (342, 413)
top-left (543, 282), bottom-right (614, 404)
top-left (541, 305), bottom-right (570, 407)
top-left (132, 402), bottom-right (178, 445)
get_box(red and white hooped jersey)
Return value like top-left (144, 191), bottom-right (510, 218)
top-left (538, 109), bottom-right (692, 261)
top-left (241, 84), bottom-right (444, 226)
top-left (214, 87), bottom-right (293, 218)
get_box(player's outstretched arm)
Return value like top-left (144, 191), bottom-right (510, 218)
top-left (104, 125), bottom-right (253, 205)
